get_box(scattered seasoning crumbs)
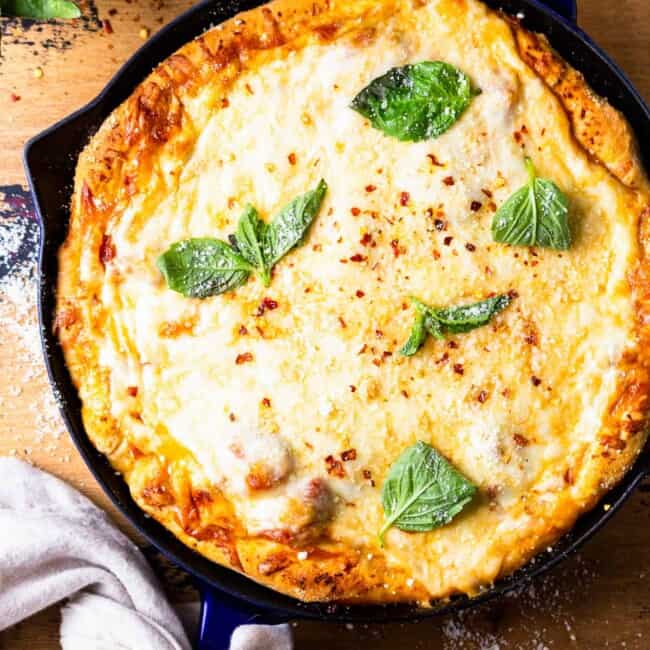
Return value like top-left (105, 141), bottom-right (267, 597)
top-left (341, 449), bottom-right (357, 461)
top-left (355, 290), bottom-right (365, 298)
top-left (400, 191), bottom-right (410, 206)
top-left (465, 243), bottom-right (476, 252)
top-left (470, 201), bottom-right (482, 212)
top-left (288, 152), bottom-right (297, 165)
top-left (443, 236), bottom-right (453, 246)
top-left (453, 363), bottom-right (464, 375)
top-left (443, 176), bottom-right (455, 186)
top-left (351, 207), bottom-right (361, 216)
top-left (531, 375), bottom-right (542, 386)
top-left (102, 19), bottom-right (113, 34)
top-left (235, 352), bottom-right (254, 365)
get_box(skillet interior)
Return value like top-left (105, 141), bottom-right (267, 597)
top-left (24, 0), bottom-right (650, 622)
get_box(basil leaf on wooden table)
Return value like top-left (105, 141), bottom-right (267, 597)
top-left (158, 180), bottom-right (327, 298)
top-left (350, 61), bottom-right (477, 142)
top-left (379, 441), bottom-right (476, 545)
top-left (2, 0), bottom-right (80, 18)
top-left (492, 157), bottom-right (571, 249)
top-left (400, 294), bottom-right (512, 356)
top-left (262, 179), bottom-right (328, 266)
top-left (157, 239), bottom-right (252, 298)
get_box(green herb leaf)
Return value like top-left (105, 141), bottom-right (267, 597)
top-left (399, 294), bottom-right (511, 357)
top-left (3, 0), bottom-right (81, 18)
top-left (399, 311), bottom-right (427, 356)
top-left (231, 205), bottom-right (272, 286)
top-left (379, 441), bottom-right (476, 545)
top-left (350, 61), bottom-right (477, 142)
top-left (157, 238), bottom-right (252, 299)
top-left (262, 179), bottom-right (328, 266)
top-left (434, 294), bottom-right (512, 334)
top-left (492, 157), bottom-right (571, 249)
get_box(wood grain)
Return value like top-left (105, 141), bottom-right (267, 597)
top-left (1, 1), bottom-right (649, 648)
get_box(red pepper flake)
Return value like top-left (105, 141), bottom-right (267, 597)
top-left (288, 152), bottom-right (297, 165)
top-left (432, 250), bottom-right (441, 260)
top-left (442, 176), bottom-right (455, 186)
top-left (477, 390), bottom-right (488, 403)
top-left (447, 340), bottom-right (459, 349)
top-left (399, 191), bottom-right (410, 206)
top-left (349, 253), bottom-right (367, 262)
top-left (365, 184), bottom-right (377, 193)
top-left (481, 188), bottom-right (493, 198)
top-left (108, 8), bottom-right (117, 16)
top-left (453, 363), bottom-right (464, 375)
top-left (508, 289), bottom-right (519, 299)
top-left (236, 352), bottom-right (254, 365)
top-left (514, 131), bottom-right (523, 144)
top-left (465, 243), bottom-right (476, 252)
top-left (325, 455), bottom-right (345, 478)
top-left (229, 413), bottom-right (237, 422)
top-left (427, 153), bottom-right (443, 166)
top-left (563, 467), bottom-right (575, 485)
top-left (362, 469), bottom-right (375, 486)
top-left (238, 325), bottom-right (249, 336)
top-left (102, 18), bottom-right (113, 34)
top-left (360, 233), bottom-right (373, 246)
top-left (127, 386), bottom-right (138, 397)
top-left (525, 332), bottom-right (538, 346)
top-left (443, 236), bottom-right (453, 246)
top-left (256, 297), bottom-right (279, 316)
top-left (358, 344), bottom-right (368, 354)
top-left (351, 207), bottom-right (361, 216)
top-left (341, 449), bottom-right (357, 462)
top-left (470, 201), bottom-right (482, 212)
top-left (355, 290), bottom-right (365, 298)
top-left (221, 97), bottom-right (230, 108)
top-left (436, 352), bottom-right (449, 365)
top-left (10, 93), bottom-right (21, 102)
top-left (375, 329), bottom-right (384, 339)
top-left (261, 397), bottom-right (271, 407)
top-left (531, 375), bottom-right (542, 386)
top-left (99, 234), bottom-right (116, 266)
top-left (349, 385), bottom-right (357, 392)
top-left (390, 239), bottom-right (400, 257)
top-left (513, 433), bottom-right (529, 447)
top-left (338, 316), bottom-right (347, 329)
top-left (434, 219), bottom-right (446, 231)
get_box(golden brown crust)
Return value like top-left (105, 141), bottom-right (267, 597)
top-left (57, 0), bottom-right (650, 604)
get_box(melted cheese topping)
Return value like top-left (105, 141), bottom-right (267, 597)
top-left (98, 0), bottom-right (640, 596)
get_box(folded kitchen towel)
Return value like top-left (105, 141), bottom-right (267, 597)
top-left (0, 457), bottom-right (293, 650)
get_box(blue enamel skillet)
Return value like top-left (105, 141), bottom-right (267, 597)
top-left (22, 0), bottom-right (650, 647)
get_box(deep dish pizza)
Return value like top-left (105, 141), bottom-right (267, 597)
top-left (56, 0), bottom-right (650, 604)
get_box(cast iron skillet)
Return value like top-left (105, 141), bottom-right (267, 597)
top-left (23, 0), bottom-right (650, 648)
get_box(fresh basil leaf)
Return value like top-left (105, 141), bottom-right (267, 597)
top-left (434, 294), bottom-right (512, 334)
top-left (400, 295), bottom-right (511, 356)
top-left (399, 311), bottom-right (427, 356)
top-left (231, 205), bottom-right (272, 286)
top-left (157, 238), bottom-right (252, 299)
top-left (492, 157), bottom-right (571, 249)
top-left (350, 61), bottom-right (477, 142)
top-left (263, 179), bottom-right (327, 266)
top-left (379, 441), bottom-right (476, 545)
top-left (3, 0), bottom-right (80, 18)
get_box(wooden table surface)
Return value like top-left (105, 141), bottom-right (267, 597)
top-left (1, 1), bottom-right (649, 648)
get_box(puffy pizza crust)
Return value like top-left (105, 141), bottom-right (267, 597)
top-left (56, 0), bottom-right (650, 604)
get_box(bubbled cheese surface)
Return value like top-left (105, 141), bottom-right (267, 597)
top-left (99, 0), bottom-right (640, 596)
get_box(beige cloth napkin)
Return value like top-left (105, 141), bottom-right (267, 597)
top-left (0, 457), bottom-right (292, 650)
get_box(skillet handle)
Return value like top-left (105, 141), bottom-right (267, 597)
top-left (196, 583), bottom-right (290, 650)
top-left (536, 0), bottom-right (578, 22)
